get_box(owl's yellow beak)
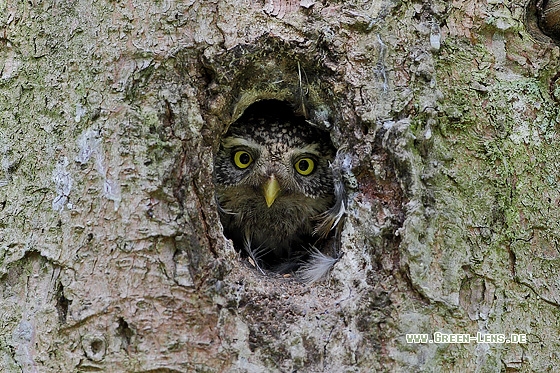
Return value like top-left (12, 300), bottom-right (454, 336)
top-left (263, 175), bottom-right (281, 208)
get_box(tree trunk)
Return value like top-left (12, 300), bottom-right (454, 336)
top-left (1, 0), bottom-right (558, 371)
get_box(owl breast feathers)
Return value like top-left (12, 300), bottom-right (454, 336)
top-left (214, 100), bottom-right (345, 280)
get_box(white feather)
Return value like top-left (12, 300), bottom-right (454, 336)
top-left (297, 247), bottom-right (339, 284)
top-left (242, 232), bottom-right (271, 275)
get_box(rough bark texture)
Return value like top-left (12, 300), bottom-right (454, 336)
top-left (1, 0), bottom-right (559, 372)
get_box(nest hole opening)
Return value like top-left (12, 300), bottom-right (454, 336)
top-left (526, 0), bottom-right (560, 44)
top-left (214, 99), bottom-right (345, 281)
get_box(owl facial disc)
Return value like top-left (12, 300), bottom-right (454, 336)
top-left (263, 175), bottom-right (281, 207)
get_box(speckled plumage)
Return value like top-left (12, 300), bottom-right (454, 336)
top-left (214, 100), bottom-right (345, 279)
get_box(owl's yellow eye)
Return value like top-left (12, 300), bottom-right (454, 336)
top-left (294, 158), bottom-right (315, 176)
top-left (233, 150), bottom-right (253, 169)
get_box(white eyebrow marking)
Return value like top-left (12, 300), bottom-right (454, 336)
top-left (222, 137), bottom-right (260, 149)
top-left (291, 144), bottom-right (321, 157)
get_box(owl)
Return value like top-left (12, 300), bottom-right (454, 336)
top-left (214, 100), bottom-right (345, 282)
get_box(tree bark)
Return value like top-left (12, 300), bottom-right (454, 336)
top-left (1, 0), bottom-right (559, 371)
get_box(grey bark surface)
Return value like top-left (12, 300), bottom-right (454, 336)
top-left (1, 0), bottom-right (559, 372)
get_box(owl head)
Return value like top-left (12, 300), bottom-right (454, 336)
top-left (214, 102), bottom-right (335, 205)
